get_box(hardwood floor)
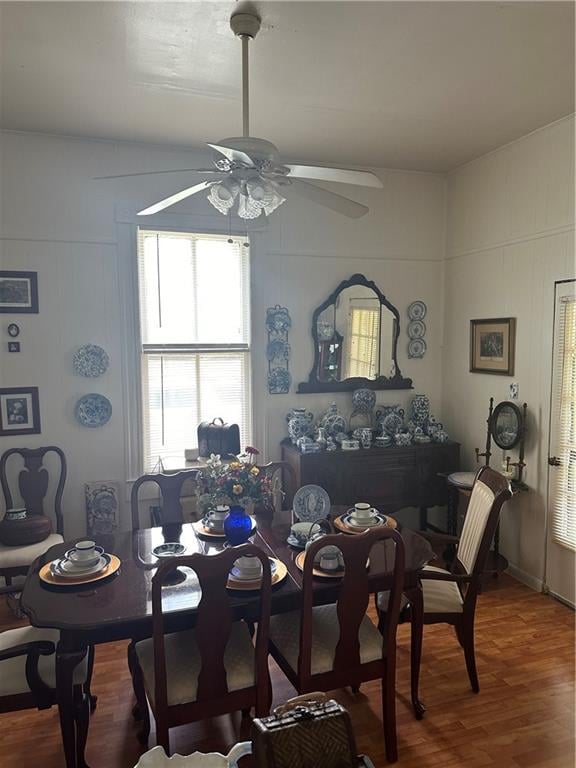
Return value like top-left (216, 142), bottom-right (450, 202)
top-left (0, 575), bottom-right (573, 768)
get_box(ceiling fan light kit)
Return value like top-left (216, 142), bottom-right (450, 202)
top-left (101, 8), bottom-right (383, 220)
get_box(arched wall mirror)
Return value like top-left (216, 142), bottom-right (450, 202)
top-left (297, 274), bottom-right (413, 393)
top-left (490, 401), bottom-right (524, 449)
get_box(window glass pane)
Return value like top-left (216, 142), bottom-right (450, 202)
top-left (142, 352), bottom-right (251, 473)
top-left (139, 231), bottom-right (249, 345)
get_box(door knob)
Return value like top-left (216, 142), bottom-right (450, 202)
top-left (548, 456), bottom-right (561, 467)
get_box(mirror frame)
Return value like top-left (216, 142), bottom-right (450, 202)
top-left (490, 400), bottom-right (524, 450)
top-left (297, 273), bottom-right (413, 393)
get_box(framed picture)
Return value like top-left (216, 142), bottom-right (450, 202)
top-left (470, 318), bottom-right (516, 375)
top-left (0, 387), bottom-right (41, 436)
top-left (0, 271), bottom-right (39, 313)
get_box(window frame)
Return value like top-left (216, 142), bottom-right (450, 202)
top-left (136, 227), bottom-right (253, 474)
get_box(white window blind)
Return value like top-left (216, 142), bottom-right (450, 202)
top-left (550, 295), bottom-right (576, 551)
top-left (138, 230), bottom-right (251, 472)
top-left (346, 307), bottom-right (380, 379)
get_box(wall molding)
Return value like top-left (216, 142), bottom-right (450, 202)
top-left (447, 223), bottom-right (575, 262)
top-left (506, 562), bottom-right (544, 593)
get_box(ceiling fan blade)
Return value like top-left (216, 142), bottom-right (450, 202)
top-left (137, 181), bottom-right (214, 216)
top-left (286, 179), bottom-right (369, 218)
top-left (94, 169), bottom-right (224, 180)
top-left (285, 165), bottom-right (382, 188)
top-left (207, 143), bottom-right (255, 168)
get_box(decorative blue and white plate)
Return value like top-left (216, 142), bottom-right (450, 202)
top-left (407, 338), bottom-right (427, 359)
top-left (267, 368), bottom-right (292, 394)
top-left (292, 485), bottom-right (331, 523)
top-left (407, 320), bottom-right (426, 339)
top-left (266, 339), bottom-right (291, 362)
top-left (75, 394), bottom-right (112, 427)
top-left (407, 301), bottom-right (427, 321)
top-left (74, 344), bottom-right (109, 377)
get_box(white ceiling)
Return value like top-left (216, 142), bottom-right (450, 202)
top-left (0, 1), bottom-right (573, 171)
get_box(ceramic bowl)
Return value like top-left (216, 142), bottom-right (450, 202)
top-left (153, 543), bottom-right (186, 559)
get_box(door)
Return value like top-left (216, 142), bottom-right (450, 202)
top-left (545, 280), bottom-right (576, 606)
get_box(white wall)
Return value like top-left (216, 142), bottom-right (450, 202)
top-left (442, 115), bottom-right (575, 588)
top-left (0, 130), bottom-right (446, 536)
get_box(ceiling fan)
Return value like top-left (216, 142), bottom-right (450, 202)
top-left (97, 8), bottom-right (382, 219)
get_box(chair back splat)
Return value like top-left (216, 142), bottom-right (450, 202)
top-left (454, 465), bottom-right (512, 581)
top-left (130, 469), bottom-right (200, 530)
top-left (150, 544), bottom-right (271, 712)
top-left (0, 447), bottom-right (66, 533)
top-left (300, 528), bottom-right (405, 684)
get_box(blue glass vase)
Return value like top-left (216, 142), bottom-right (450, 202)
top-left (224, 505), bottom-right (253, 545)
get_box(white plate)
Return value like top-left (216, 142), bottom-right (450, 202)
top-left (230, 558), bottom-right (277, 581)
top-left (292, 484), bottom-right (331, 522)
top-left (55, 554), bottom-right (110, 577)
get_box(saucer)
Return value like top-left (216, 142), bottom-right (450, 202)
top-left (347, 514), bottom-right (380, 527)
top-left (226, 558), bottom-right (287, 590)
top-left (230, 559), bottom-right (277, 581)
top-left (287, 534), bottom-right (306, 550)
top-left (54, 554), bottom-right (111, 577)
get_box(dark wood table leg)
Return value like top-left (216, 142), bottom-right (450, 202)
top-left (56, 640), bottom-right (91, 768)
top-left (405, 584), bottom-right (426, 720)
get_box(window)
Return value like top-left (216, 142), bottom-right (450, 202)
top-left (345, 306), bottom-right (380, 378)
top-left (138, 230), bottom-right (251, 472)
top-left (550, 289), bottom-right (576, 551)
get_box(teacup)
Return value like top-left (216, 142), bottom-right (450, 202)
top-left (351, 502), bottom-right (376, 524)
top-left (290, 521), bottom-right (317, 546)
top-left (68, 540), bottom-right (101, 567)
top-left (317, 545), bottom-right (343, 571)
top-left (236, 555), bottom-right (262, 579)
top-left (204, 505), bottom-right (229, 531)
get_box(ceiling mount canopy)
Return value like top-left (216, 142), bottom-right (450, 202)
top-left (97, 8), bottom-right (383, 220)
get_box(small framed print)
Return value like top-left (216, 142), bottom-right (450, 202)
top-left (0, 387), bottom-right (41, 436)
top-left (0, 271), bottom-right (39, 314)
top-left (8, 342), bottom-right (20, 352)
top-left (470, 318), bottom-right (516, 375)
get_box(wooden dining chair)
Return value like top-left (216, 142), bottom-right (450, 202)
top-left (377, 466), bottom-right (512, 707)
top-left (0, 624), bottom-right (94, 763)
top-left (254, 461), bottom-right (297, 515)
top-left (130, 469), bottom-right (201, 530)
top-left (268, 528), bottom-right (406, 763)
top-left (130, 544), bottom-right (272, 755)
top-left (0, 447), bottom-right (66, 594)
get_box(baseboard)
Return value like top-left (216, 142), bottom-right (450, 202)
top-left (505, 562), bottom-right (543, 593)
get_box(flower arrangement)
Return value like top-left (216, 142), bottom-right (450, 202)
top-left (197, 448), bottom-right (273, 513)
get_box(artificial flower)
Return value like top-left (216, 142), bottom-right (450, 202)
top-left (250, 466), bottom-right (260, 476)
top-left (233, 484), bottom-right (244, 495)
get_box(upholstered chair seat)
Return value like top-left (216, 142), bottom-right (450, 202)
top-left (269, 605), bottom-right (383, 676)
top-left (377, 565), bottom-right (463, 616)
top-left (0, 534), bottom-right (64, 571)
top-left (0, 625), bottom-right (88, 697)
top-left (135, 622), bottom-right (256, 707)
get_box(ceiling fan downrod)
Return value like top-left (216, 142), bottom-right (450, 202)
top-left (230, 11), bottom-right (261, 138)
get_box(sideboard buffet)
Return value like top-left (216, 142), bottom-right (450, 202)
top-left (281, 440), bottom-right (460, 522)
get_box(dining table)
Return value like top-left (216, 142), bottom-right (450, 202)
top-left (20, 507), bottom-right (434, 768)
